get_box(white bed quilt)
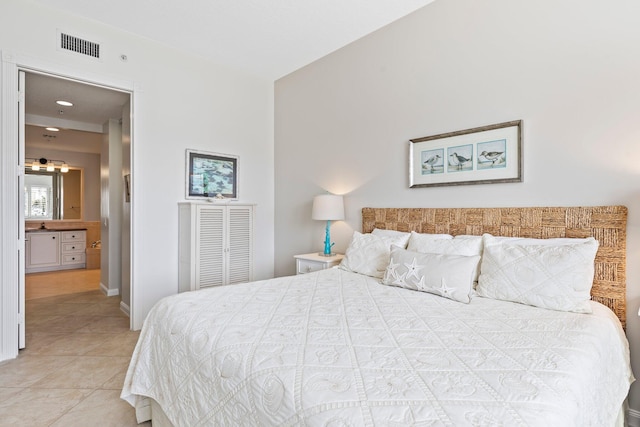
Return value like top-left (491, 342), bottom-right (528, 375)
top-left (121, 268), bottom-right (633, 426)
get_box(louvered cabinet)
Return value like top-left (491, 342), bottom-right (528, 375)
top-left (178, 202), bottom-right (254, 292)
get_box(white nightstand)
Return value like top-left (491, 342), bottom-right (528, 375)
top-left (294, 252), bottom-right (345, 275)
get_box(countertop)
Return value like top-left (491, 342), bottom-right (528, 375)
top-left (25, 227), bottom-right (88, 232)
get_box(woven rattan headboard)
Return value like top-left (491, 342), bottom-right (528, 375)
top-left (362, 206), bottom-right (628, 328)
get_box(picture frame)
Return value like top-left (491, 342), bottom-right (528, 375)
top-left (409, 120), bottom-right (522, 188)
top-left (186, 149), bottom-right (238, 200)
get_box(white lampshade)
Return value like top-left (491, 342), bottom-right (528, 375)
top-left (312, 194), bottom-right (345, 221)
top-left (31, 160), bottom-right (40, 171)
top-left (46, 161), bottom-right (55, 172)
top-left (60, 163), bottom-right (69, 173)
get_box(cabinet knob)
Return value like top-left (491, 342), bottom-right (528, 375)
top-left (52, 236), bottom-right (55, 239)
top-left (72, 235), bottom-right (75, 238)
top-left (72, 246), bottom-right (75, 249)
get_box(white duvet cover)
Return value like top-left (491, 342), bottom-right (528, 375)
top-left (121, 268), bottom-right (633, 426)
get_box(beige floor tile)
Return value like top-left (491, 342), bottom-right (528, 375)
top-left (27, 302), bottom-right (97, 317)
top-left (19, 331), bottom-right (63, 355)
top-left (0, 354), bottom-right (77, 387)
top-left (26, 269), bottom-right (100, 300)
top-left (0, 387), bottom-right (23, 401)
top-left (100, 364), bottom-right (129, 390)
top-left (8, 269), bottom-right (148, 426)
top-left (27, 314), bottom-right (100, 334)
top-left (85, 331), bottom-right (141, 357)
top-left (31, 356), bottom-right (131, 389)
top-left (73, 301), bottom-right (123, 317)
top-left (28, 331), bottom-right (115, 356)
top-left (75, 315), bottom-right (130, 334)
top-left (0, 387), bottom-right (93, 427)
top-left (49, 389), bottom-right (148, 427)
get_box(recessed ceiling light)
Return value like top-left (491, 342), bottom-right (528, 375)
top-left (45, 127), bottom-right (60, 132)
top-left (56, 100), bottom-right (73, 107)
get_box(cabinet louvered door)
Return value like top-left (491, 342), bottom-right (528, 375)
top-left (196, 206), bottom-right (225, 288)
top-left (227, 206), bottom-right (254, 284)
top-left (178, 202), bottom-right (254, 292)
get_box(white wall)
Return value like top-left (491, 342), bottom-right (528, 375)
top-left (275, 0), bottom-right (640, 414)
top-left (0, 0), bottom-right (274, 350)
top-left (100, 118), bottom-right (122, 296)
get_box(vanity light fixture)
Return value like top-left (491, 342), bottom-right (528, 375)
top-left (56, 100), bottom-right (73, 107)
top-left (27, 158), bottom-right (69, 173)
top-left (45, 127), bottom-right (60, 132)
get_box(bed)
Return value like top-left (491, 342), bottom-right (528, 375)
top-left (122, 206), bottom-right (633, 426)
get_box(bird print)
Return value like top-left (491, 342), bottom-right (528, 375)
top-left (422, 154), bottom-right (441, 173)
top-left (449, 152), bottom-right (471, 170)
top-left (479, 151), bottom-right (504, 166)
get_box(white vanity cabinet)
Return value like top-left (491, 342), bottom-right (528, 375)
top-left (25, 229), bottom-right (86, 273)
top-left (178, 202), bottom-right (254, 292)
top-left (61, 231), bottom-right (87, 267)
top-left (26, 232), bottom-right (60, 270)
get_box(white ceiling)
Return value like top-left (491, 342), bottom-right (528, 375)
top-left (25, 0), bottom-right (436, 154)
top-left (31, 0), bottom-right (435, 80)
top-left (25, 72), bottom-right (129, 154)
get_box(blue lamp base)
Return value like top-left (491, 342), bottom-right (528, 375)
top-left (320, 220), bottom-right (335, 256)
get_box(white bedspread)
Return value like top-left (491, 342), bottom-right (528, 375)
top-left (121, 268), bottom-right (633, 426)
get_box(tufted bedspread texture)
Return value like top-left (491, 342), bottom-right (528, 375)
top-left (121, 268), bottom-right (633, 427)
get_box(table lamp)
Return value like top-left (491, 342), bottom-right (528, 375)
top-left (312, 194), bottom-right (345, 256)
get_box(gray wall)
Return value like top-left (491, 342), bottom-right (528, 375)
top-left (275, 0), bottom-right (640, 414)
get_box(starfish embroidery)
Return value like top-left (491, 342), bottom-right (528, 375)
top-left (386, 258), bottom-right (400, 276)
top-left (392, 272), bottom-right (408, 287)
top-left (404, 257), bottom-right (424, 280)
top-left (416, 275), bottom-right (426, 291)
top-left (438, 277), bottom-right (456, 297)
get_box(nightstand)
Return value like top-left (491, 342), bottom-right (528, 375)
top-left (294, 252), bottom-right (345, 275)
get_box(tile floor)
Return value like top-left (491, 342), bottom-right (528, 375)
top-left (0, 270), bottom-right (148, 427)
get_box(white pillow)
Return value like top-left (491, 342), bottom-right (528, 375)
top-left (371, 228), bottom-right (411, 248)
top-left (339, 231), bottom-right (409, 278)
top-left (476, 234), bottom-right (599, 313)
top-left (382, 246), bottom-right (480, 304)
top-left (407, 233), bottom-right (483, 281)
top-left (405, 231), bottom-right (453, 250)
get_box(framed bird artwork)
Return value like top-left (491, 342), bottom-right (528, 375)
top-left (409, 120), bottom-right (522, 188)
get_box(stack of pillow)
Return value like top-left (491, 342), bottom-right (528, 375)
top-left (339, 229), bottom-right (599, 313)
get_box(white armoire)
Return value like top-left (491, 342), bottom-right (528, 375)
top-left (178, 202), bottom-right (254, 292)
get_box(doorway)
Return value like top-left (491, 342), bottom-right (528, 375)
top-left (21, 70), bottom-right (132, 348)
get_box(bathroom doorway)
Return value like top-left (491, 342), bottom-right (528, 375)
top-left (21, 70), bottom-right (132, 347)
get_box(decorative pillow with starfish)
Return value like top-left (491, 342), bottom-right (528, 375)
top-left (381, 246), bottom-right (481, 303)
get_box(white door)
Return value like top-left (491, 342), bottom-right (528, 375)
top-left (17, 70), bottom-right (26, 349)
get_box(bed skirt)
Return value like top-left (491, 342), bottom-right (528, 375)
top-left (136, 397), bottom-right (627, 427)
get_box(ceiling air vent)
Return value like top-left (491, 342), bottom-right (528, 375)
top-left (59, 32), bottom-right (100, 59)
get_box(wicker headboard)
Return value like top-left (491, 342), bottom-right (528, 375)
top-left (362, 206), bottom-right (628, 328)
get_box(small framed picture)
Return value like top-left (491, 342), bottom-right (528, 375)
top-left (186, 149), bottom-right (238, 200)
top-left (409, 120), bottom-right (522, 187)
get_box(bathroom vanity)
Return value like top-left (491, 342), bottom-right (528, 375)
top-left (25, 227), bottom-right (86, 273)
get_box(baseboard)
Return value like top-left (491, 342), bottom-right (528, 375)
top-left (100, 282), bottom-right (120, 297)
top-left (628, 408), bottom-right (640, 427)
top-left (120, 301), bottom-right (130, 317)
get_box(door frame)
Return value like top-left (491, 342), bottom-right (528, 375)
top-left (0, 50), bottom-right (137, 360)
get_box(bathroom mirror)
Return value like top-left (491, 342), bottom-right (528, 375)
top-left (24, 168), bottom-right (83, 220)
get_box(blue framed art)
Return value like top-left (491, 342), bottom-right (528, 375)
top-left (186, 149), bottom-right (238, 200)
